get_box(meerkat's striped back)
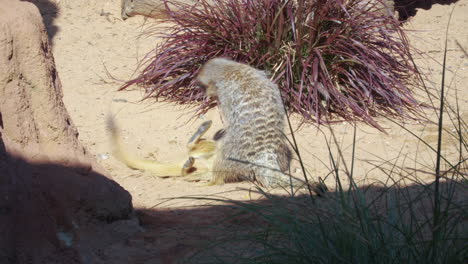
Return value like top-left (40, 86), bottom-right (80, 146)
top-left (197, 58), bottom-right (292, 186)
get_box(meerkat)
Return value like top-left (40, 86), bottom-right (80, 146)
top-left (107, 117), bottom-right (217, 179)
top-left (107, 59), bottom-right (294, 187)
top-left (196, 58), bottom-right (293, 187)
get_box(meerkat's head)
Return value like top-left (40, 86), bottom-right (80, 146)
top-left (196, 58), bottom-right (238, 98)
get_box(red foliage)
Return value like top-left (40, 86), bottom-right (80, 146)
top-left (121, 0), bottom-right (423, 130)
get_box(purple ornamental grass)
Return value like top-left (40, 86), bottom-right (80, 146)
top-left (120, 0), bottom-right (423, 130)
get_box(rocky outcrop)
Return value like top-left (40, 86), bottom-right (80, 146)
top-left (0, 1), bottom-right (133, 263)
top-left (121, 0), bottom-right (214, 20)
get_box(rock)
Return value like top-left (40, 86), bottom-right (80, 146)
top-left (121, 0), bottom-right (214, 20)
top-left (121, 0), bottom-right (169, 20)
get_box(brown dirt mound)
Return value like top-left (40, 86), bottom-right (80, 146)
top-left (0, 1), bottom-right (133, 262)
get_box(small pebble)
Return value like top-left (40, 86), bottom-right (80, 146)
top-left (98, 153), bottom-right (109, 160)
top-left (113, 98), bottom-right (128, 103)
top-left (57, 231), bottom-right (74, 247)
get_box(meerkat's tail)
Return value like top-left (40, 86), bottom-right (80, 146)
top-left (106, 116), bottom-right (185, 177)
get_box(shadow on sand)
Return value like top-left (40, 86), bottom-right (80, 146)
top-left (23, 0), bottom-right (60, 43)
top-left (0, 130), bottom-right (133, 263)
top-left (128, 178), bottom-right (466, 262)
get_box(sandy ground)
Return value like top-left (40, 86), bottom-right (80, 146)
top-left (33, 0), bottom-right (467, 262)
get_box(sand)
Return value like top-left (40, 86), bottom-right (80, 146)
top-left (33, 0), bottom-right (467, 262)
